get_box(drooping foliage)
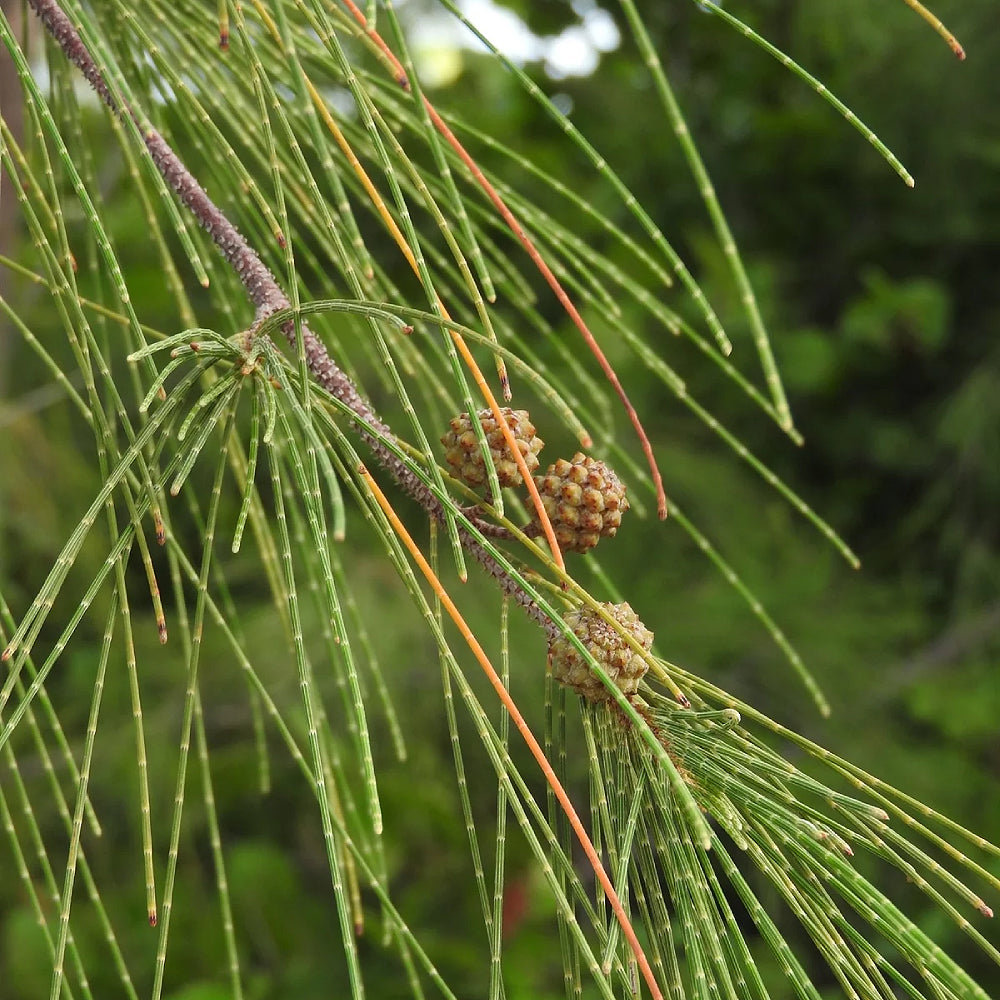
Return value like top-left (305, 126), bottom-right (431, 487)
top-left (0, 2), bottom-right (996, 999)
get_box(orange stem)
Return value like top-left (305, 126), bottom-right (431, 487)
top-left (305, 78), bottom-right (565, 570)
top-left (339, 0), bottom-right (668, 520)
top-left (899, 0), bottom-right (965, 59)
top-left (361, 465), bottom-right (664, 1000)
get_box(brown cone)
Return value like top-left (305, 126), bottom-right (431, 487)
top-left (549, 602), bottom-right (653, 703)
top-left (533, 453), bottom-right (628, 553)
top-left (441, 408), bottom-right (543, 489)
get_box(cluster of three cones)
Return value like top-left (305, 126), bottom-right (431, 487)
top-left (441, 407), bottom-right (653, 703)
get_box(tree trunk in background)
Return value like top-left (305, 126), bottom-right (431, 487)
top-left (0, 0), bottom-right (24, 574)
top-left (0, 0), bottom-right (23, 401)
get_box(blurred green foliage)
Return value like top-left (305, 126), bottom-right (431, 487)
top-left (1, 0), bottom-right (997, 995)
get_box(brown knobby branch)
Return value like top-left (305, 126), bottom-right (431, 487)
top-left (25, 0), bottom-right (561, 637)
top-left (20, 9), bottom-right (691, 994)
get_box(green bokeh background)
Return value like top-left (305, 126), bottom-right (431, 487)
top-left (1, 1), bottom-right (997, 996)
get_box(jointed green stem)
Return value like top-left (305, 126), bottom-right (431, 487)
top-left (48, 596), bottom-right (116, 1000)
top-left (152, 402), bottom-right (238, 998)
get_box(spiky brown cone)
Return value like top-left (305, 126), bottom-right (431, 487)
top-left (441, 408), bottom-right (543, 489)
top-left (533, 453), bottom-right (628, 553)
top-left (549, 602), bottom-right (653, 703)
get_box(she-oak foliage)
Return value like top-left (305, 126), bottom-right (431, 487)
top-left (0, 1), bottom-right (996, 998)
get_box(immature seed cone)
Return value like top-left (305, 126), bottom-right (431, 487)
top-left (549, 602), bottom-right (653, 703)
top-left (533, 453), bottom-right (628, 553)
top-left (441, 408), bottom-right (543, 489)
